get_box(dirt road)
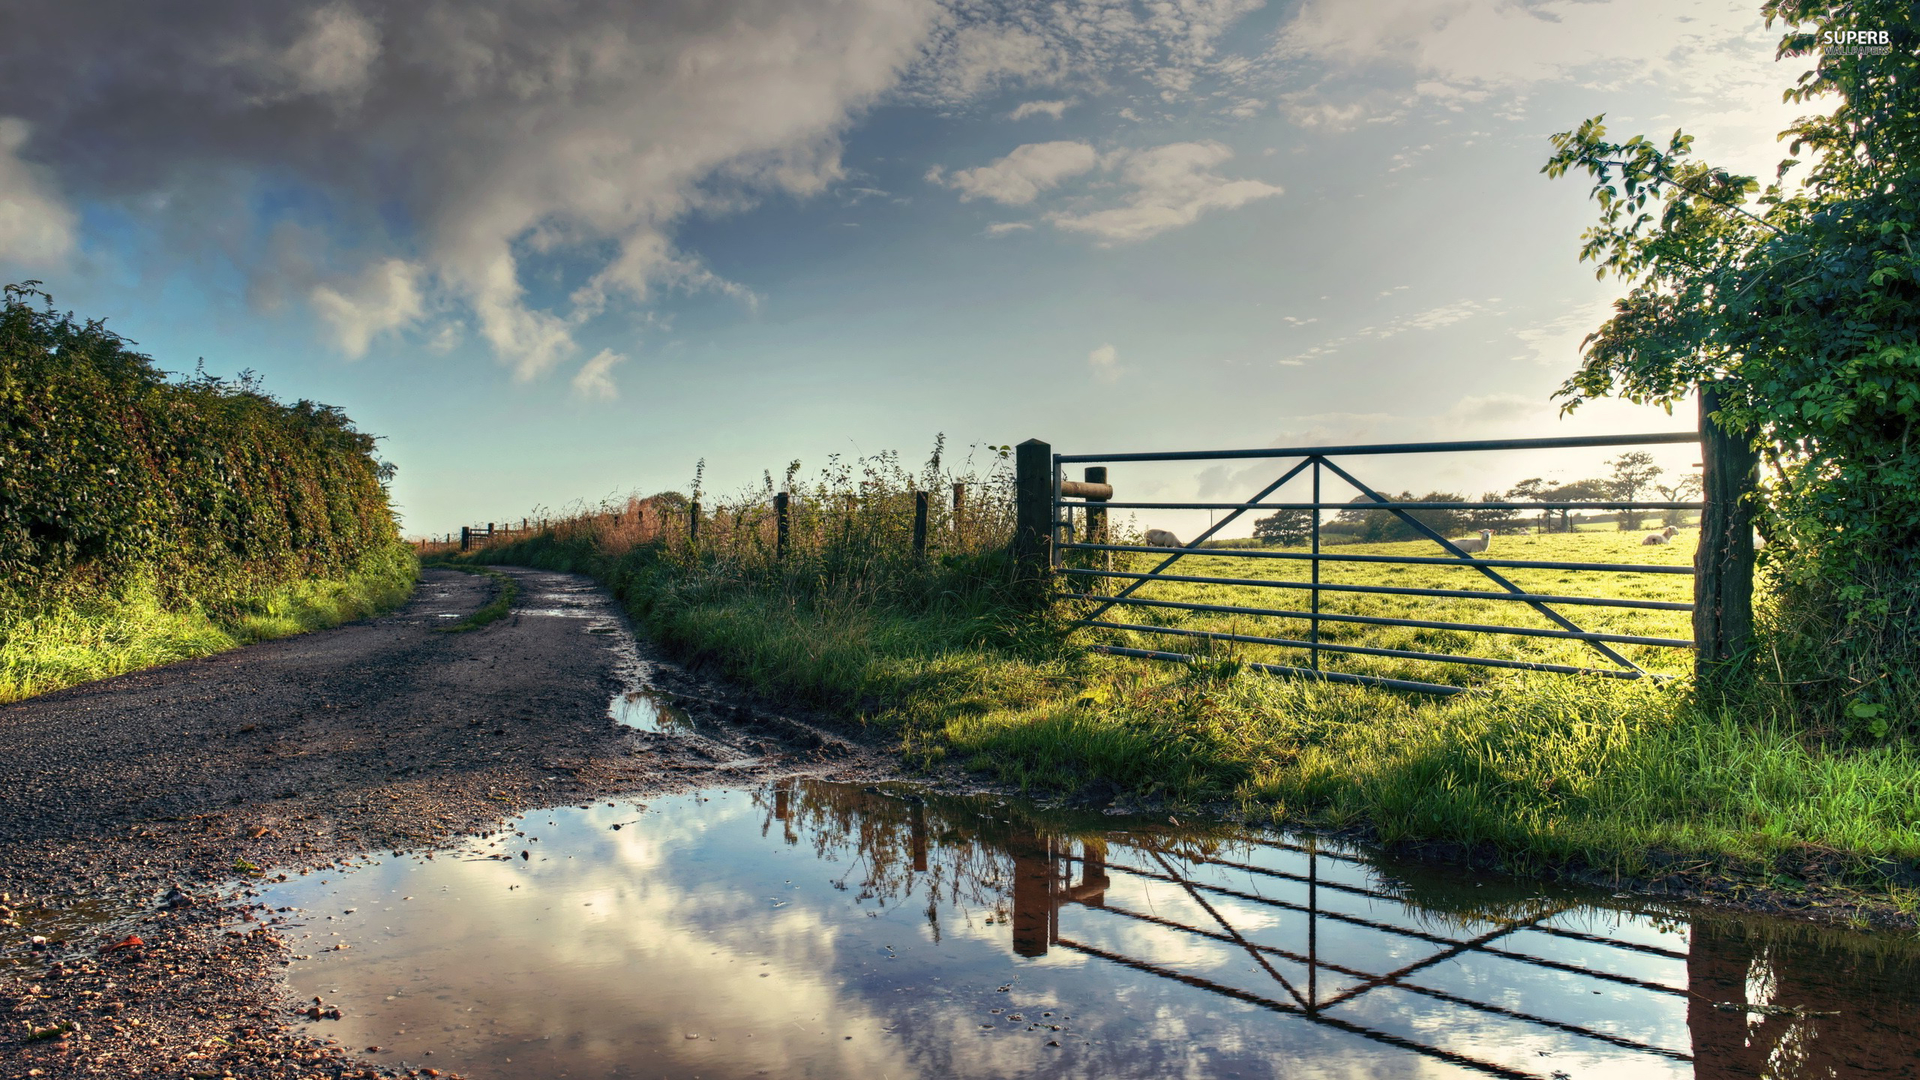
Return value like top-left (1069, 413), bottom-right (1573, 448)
top-left (0, 567), bottom-right (886, 1079)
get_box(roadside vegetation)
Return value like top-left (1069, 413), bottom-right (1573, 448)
top-left (0, 282), bottom-right (413, 702)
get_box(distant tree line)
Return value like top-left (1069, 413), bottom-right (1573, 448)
top-left (1251, 452), bottom-right (1701, 546)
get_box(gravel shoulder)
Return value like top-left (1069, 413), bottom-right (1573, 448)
top-left (0, 567), bottom-right (894, 1080)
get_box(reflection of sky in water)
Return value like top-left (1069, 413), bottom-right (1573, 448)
top-left (260, 783), bottom-right (1920, 1080)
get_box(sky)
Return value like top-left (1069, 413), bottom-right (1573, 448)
top-left (0, 0), bottom-right (1817, 538)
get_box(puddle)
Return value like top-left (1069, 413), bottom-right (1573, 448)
top-left (0, 895), bottom-right (147, 969)
top-left (610, 687), bottom-right (697, 734)
top-left (258, 782), bottom-right (1920, 1078)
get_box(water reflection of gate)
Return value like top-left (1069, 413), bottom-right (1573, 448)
top-left (767, 782), bottom-right (1918, 1078)
top-left (1003, 831), bottom-right (1691, 1079)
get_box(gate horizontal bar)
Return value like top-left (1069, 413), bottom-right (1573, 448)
top-left (1079, 620), bottom-right (1649, 678)
top-left (1067, 499), bottom-right (1705, 512)
top-left (1059, 567), bottom-right (1694, 612)
top-left (1057, 431), bottom-right (1700, 464)
top-left (1085, 855), bottom-right (1690, 997)
top-left (1052, 938), bottom-right (1538, 1080)
top-left (1058, 541), bottom-right (1695, 575)
top-left (1061, 593), bottom-right (1695, 648)
top-left (1089, 644), bottom-right (1470, 695)
top-left (1084, 903), bottom-right (1692, 1062)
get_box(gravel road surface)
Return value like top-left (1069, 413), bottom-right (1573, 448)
top-left (0, 567), bottom-right (888, 1079)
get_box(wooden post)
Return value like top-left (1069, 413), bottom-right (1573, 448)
top-left (1013, 439), bottom-right (1053, 589)
top-left (951, 482), bottom-right (966, 541)
top-left (460, 526), bottom-right (471, 552)
top-left (1695, 382), bottom-right (1757, 680)
top-left (912, 490), bottom-right (929, 557)
top-left (1082, 466), bottom-right (1108, 546)
top-left (774, 492), bottom-right (790, 560)
top-left (689, 500), bottom-right (701, 546)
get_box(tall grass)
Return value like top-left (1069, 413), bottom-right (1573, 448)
top-left (0, 545), bottom-right (416, 703)
top-left (465, 446), bottom-right (1920, 891)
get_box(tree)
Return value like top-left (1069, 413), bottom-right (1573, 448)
top-left (1335, 492), bottom-right (1468, 542)
top-left (1605, 451), bottom-right (1663, 530)
top-left (1546, 479), bottom-right (1612, 533)
top-left (1544, 0), bottom-right (1920, 708)
top-left (1252, 508), bottom-right (1312, 546)
top-left (1506, 478), bottom-right (1555, 534)
top-left (1656, 472), bottom-right (1704, 528)
top-left (1463, 494), bottom-right (1522, 535)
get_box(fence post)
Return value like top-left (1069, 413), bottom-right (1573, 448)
top-left (913, 490), bottom-right (929, 557)
top-left (460, 526), bottom-right (471, 552)
top-left (774, 492), bottom-right (790, 560)
top-left (1695, 382), bottom-right (1757, 680)
top-left (689, 500), bottom-right (701, 546)
top-left (1083, 467), bottom-right (1108, 545)
top-left (952, 482), bottom-right (966, 541)
top-left (1013, 439), bottom-right (1053, 590)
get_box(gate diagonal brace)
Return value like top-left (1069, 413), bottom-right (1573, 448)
top-left (1149, 850), bottom-right (1312, 1011)
top-left (1314, 457), bottom-right (1647, 677)
top-left (1076, 457), bottom-right (1315, 626)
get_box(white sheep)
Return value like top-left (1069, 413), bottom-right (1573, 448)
top-left (1642, 525), bottom-right (1679, 545)
top-left (1453, 529), bottom-right (1493, 554)
top-left (1144, 528), bottom-right (1184, 548)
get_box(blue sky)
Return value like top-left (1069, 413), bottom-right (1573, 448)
top-left (0, 0), bottom-right (1812, 537)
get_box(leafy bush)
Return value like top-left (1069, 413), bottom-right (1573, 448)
top-left (1545, 0), bottom-right (1920, 723)
top-left (0, 282), bottom-right (400, 610)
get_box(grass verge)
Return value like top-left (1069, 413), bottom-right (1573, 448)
top-left (423, 561), bottom-right (518, 632)
top-left (0, 544), bottom-right (418, 704)
top-left (470, 528), bottom-right (1920, 904)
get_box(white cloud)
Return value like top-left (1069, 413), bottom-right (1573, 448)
top-left (0, 118), bottom-right (75, 266)
top-left (1009, 99), bottom-right (1071, 121)
top-left (1509, 297), bottom-right (1618, 369)
top-left (1446, 392), bottom-right (1539, 426)
top-left (571, 348), bottom-right (627, 401)
top-left (1088, 342), bottom-right (1118, 382)
top-left (905, 0), bottom-right (1268, 112)
top-left (280, 3), bottom-right (380, 100)
top-left (3, 0), bottom-right (940, 378)
top-left (1047, 141), bottom-right (1281, 243)
top-left (916, 22), bottom-right (1062, 102)
top-left (1286, 297), bottom-right (1500, 363)
top-left (1277, 89), bottom-right (1409, 131)
top-left (424, 321), bottom-right (464, 354)
top-left (934, 140), bottom-right (1097, 205)
top-left (309, 258), bottom-right (424, 358)
top-left (985, 221), bottom-right (1033, 237)
top-left (1273, 0), bottom-right (1802, 176)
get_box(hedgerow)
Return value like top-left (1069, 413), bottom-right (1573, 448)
top-left (0, 281), bottom-right (400, 614)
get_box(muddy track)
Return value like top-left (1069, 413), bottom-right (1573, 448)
top-left (0, 567), bottom-right (895, 1080)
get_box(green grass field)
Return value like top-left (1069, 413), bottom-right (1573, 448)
top-left (1071, 531), bottom-right (1697, 688)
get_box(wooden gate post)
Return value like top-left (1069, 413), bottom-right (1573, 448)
top-left (460, 526), bottom-right (471, 552)
top-left (1695, 382), bottom-right (1758, 680)
top-left (912, 490), bottom-right (929, 557)
top-left (1013, 439), bottom-right (1053, 590)
top-left (774, 492), bottom-right (790, 560)
top-left (689, 500), bottom-right (701, 546)
top-left (1083, 466), bottom-right (1108, 545)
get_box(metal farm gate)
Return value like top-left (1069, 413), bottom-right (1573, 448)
top-left (1009, 389), bottom-right (1758, 696)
